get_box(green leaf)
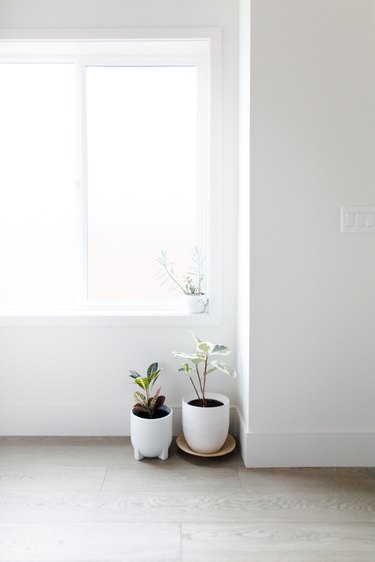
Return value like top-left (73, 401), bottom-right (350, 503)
top-left (191, 356), bottom-right (205, 366)
top-left (197, 341), bottom-right (215, 354)
top-left (210, 361), bottom-right (237, 378)
top-left (173, 351), bottom-right (205, 366)
top-left (147, 372), bottom-right (160, 386)
top-left (134, 377), bottom-right (148, 390)
top-left (149, 395), bottom-right (157, 410)
top-left (134, 391), bottom-right (148, 407)
top-left (212, 344), bottom-right (231, 355)
top-left (129, 370), bottom-right (140, 379)
top-left (173, 351), bottom-right (200, 360)
top-left (147, 362), bottom-right (159, 377)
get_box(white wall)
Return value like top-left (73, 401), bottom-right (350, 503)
top-left (0, 0), bottom-right (239, 436)
top-left (245, 0), bottom-right (375, 466)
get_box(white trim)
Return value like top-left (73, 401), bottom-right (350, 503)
top-left (0, 29), bottom-right (223, 324)
top-left (207, 27), bottom-right (223, 324)
top-left (239, 426), bottom-right (375, 468)
top-left (236, 407), bottom-right (249, 467)
top-left (0, 310), bottom-right (220, 327)
top-left (76, 62), bottom-right (88, 303)
top-left (0, 27), bottom-right (221, 41)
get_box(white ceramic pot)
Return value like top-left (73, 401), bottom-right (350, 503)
top-left (182, 392), bottom-right (229, 454)
top-left (182, 294), bottom-right (208, 314)
top-left (130, 405), bottom-right (173, 460)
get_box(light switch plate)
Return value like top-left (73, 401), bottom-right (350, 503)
top-left (341, 207), bottom-right (375, 233)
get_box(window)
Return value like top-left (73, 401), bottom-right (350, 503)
top-left (85, 66), bottom-right (199, 303)
top-left (0, 38), bottom-right (216, 317)
top-left (0, 63), bottom-right (77, 310)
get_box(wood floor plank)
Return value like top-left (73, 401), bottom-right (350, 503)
top-left (0, 489), bottom-right (374, 524)
top-left (0, 437), bottom-right (134, 466)
top-left (0, 466), bottom-right (107, 491)
top-left (0, 522), bottom-right (180, 562)
top-left (102, 464), bottom-right (242, 493)
top-left (181, 522), bottom-right (375, 562)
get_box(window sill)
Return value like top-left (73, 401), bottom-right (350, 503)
top-left (0, 309), bottom-right (220, 326)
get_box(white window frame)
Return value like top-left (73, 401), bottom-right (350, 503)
top-left (0, 28), bottom-right (222, 326)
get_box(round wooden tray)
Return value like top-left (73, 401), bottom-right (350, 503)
top-left (176, 433), bottom-right (236, 457)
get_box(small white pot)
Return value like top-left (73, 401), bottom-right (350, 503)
top-left (182, 294), bottom-right (208, 314)
top-left (182, 392), bottom-right (229, 454)
top-left (130, 405), bottom-right (173, 460)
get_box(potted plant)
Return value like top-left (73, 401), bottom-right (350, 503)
top-left (129, 362), bottom-right (173, 460)
top-left (156, 248), bottom-right (208, 313)
top-left (173, 333), bottom-right (237, 454)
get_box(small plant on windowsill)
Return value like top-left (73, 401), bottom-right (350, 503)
top-left (156, 248), bottom-right (208, 313)
top-left (129, 362), bottom-right (173, 461)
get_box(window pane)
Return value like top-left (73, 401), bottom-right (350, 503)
top-left (0, 64), bottom-right (77, 309)
top-left (86, 66), bottom-right (199, 301)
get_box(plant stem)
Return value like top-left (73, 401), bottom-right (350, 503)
top-left (195, 364), bottom-right (206, 406)
top-left (202, 356), bottom-right (208, 400)
top-left (161, 261), bottom-right (186, 294)
top-left (189, 376), bottom-right (201, 402)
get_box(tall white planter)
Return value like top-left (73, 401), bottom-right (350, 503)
top-left (182, 392), bottom-right (229, 454)
top-left (130, 405), bottom-right (173, 460)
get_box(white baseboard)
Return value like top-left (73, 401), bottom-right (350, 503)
top-left (0, 403), bottom-right (238, 438)
top-left (6, 403), bottom-right (371, 469)
top-left (236, 412), bottom-right (375, 467)
top-left (0, 404), bottom-right (129, 436)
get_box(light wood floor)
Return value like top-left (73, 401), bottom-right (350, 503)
top-left (0, 437), bottom-right (374, 561)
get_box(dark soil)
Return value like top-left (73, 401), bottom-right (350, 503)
top-left (188, 398), bottom-right (224, 408)
top-left (132, 408), bottom-right (170, 419)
